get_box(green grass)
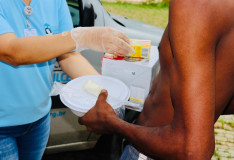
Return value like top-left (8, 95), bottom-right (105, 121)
top-left (101, 1), bottom-right (169, 29)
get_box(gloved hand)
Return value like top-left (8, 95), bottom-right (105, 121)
top-left (71, 27), bottom-right (134, 56)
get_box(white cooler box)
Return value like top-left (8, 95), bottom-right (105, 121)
top-left (101, 46), bottom-right (159, 111)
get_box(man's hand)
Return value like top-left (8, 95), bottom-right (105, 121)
top-left (78, 89), bottom-right (118, 134)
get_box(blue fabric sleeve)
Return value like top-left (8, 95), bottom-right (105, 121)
top-left (58, 0), bottom-right (75, 52)
top-left (58, 0), bottom-right (74, 33)
top-left (0, 6), bottom-right (14, 35)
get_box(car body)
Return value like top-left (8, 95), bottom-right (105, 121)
top-left (45, 0), bottom-right (164, 154)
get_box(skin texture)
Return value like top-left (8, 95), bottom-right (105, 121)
top-left (79, 0), bottom-right (234, 159)
top-left (23, 0), bottom-right (31, 5)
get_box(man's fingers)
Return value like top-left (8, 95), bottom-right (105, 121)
top-left (97, 89), bottom-right (108, 102)
top-left (78, 117), bottom-right (83, 125)
top-left (87, 127), bottom-right (93, 132)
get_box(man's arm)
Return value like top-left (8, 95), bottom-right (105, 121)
top-left (121, 0), bottom-right (218, 158)
top-left (80, 0), bottom-right (221, 159)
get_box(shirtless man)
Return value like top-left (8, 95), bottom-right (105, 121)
top-left (79, 0), bottom-right (234, 159)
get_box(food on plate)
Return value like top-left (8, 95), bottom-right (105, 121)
top-left (82, 79), bottom-right (104, 97)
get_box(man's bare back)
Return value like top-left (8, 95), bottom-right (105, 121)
top-left (79, 0), bottom-right (234, 159)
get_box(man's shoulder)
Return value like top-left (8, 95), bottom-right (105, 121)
top-left (170, 0), bottom-right (234, 34)
top-left (170, 0), bottom-right (233, 19)
top-left (170, 0), bottom-right (215, 15)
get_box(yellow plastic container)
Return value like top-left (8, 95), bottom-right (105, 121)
top-left (130, 39), bottom-right (151, 59)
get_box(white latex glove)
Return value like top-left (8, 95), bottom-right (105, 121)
top-left (71, 27), bottom-right (134, 56)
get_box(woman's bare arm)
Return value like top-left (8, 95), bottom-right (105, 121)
top-left (0, 32), bottom-right (75, 66)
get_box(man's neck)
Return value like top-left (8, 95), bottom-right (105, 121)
top-left (23, 0), bottom-right (31, 6)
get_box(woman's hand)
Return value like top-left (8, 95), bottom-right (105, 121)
top-left (71, 27), bottom-right (134, 56)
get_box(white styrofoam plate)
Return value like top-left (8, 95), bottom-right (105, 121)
top-left (60, 75), bottom-right (130, 117)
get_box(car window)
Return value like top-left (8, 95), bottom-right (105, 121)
top-left (66, 0), bottom-right (80, 27)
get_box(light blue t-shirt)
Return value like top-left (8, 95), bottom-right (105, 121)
top-left (0, 0), bottom-right (73, 127)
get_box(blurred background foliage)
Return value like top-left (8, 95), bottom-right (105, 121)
top-left (101, 1), bottom-right (169, 29)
